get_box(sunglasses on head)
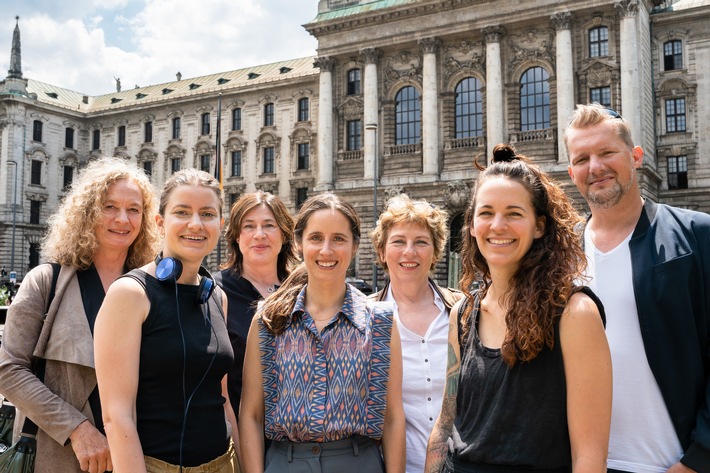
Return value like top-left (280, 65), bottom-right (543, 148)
top-left (603, 108), bottom-right (623, 120)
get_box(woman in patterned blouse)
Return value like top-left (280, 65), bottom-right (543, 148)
top-left (239, 193), bottom-right (406, 473)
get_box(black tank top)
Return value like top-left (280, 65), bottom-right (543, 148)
top-left (126, 269), bottom-right (233, 467)
top-left (449, 287), bottom-right (604, 472)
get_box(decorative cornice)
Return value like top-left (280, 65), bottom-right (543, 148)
top-left (550, 11), bottom-right (574, 31)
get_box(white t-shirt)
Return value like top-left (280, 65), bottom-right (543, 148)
top-left (385, 284), bottom-right (448, 473)
top-left (584, 228), bottom-right (683, 473)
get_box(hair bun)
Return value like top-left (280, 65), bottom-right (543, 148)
top-left (491, 144), bottom-right (518, 163)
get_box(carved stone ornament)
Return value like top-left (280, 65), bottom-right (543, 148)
top-left (337, 96), bottom-right (364, 120)
top-left (443, 40), bottom-right (486, 83)
top-left (586, 63), bottom-right (613, 87)
top-left (550, 11), bottom-right (573, 31)
top-left (383, 186), bottom-right (404, 206)
top-left (314, 56), bottom-right (336, 72)
top-left (614, 0), bottom-right (639, 18)
top-left (419, 37), bottom-right (441, 55)
top-left (384, 51), bottom-right (422, 91)
top-left (508, 29), bottom-right (554, 69)
top-left (445, 180), bottom-right (470, 212)
top-left (482, 26), bottom-right (504, 44)
top-left (361, 48), bottom-right (382, 65)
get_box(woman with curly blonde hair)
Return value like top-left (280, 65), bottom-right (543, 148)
top-left (0, 156), bottom-right (159, 473)
top-left (425, 144), bottom-right (612, 473)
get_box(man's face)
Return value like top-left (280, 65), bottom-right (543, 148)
top-left (567, 120), bottom-right (643, 210)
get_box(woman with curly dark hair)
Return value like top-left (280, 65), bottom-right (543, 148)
top-left (425, 144), bottom-right (612, 473)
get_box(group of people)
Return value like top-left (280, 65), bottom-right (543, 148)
top-left (0, 102), bottom-right (707, 473)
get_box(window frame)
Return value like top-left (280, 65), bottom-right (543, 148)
top-left (264, 103), bottom-right (274, 127)
top-left (231, 150), bottom-right (242, 177)
top-left (520, 66), bottom-right (551, 132)
top-left (65, 127), bottom-right (75, 149)
top-left (395, 86), bottom-right (422, 145)
top-left (232, 108), bottom-right (242, 131)
top-left (172, 117), bottom-right (182, 140)
top-left (297, 142), bottom-right (310, 170)
top-left (92, 129), bottom-right (101, 150)
top-left (665, 97), bottom-right (686, 133)
top-left (118, 125), bottom-right (126, 147)
top-left (298, 98), bottom-right (310, 122)
top-left (347, 120), bottom-right (362, 151)
top-left (171, 157), bottom-right (181, 174)
top-left (63, 165), bottom-right (74, 190)
top-left (590, 86), bottom-right (612, 107)
top-left (200, 154), bottom-right (211, 172)
top-left (144, 121), bottom-right (153, 143)
top-left (667, 155), bottom-right (688, 189)
top-left (588, 26), bottom-right (609, 58)
top-left (31, 160), bottom-right (42, 186)
top-left (454, 77), bottom-right (483, 139)
top-left (30, 200), bottom-right (41, 224)
top-left (663, 40), bottom-right (683, 71)
top-left (32, 120), bottom-right (43, 142)
top-left (263, 147), bottom-right (275, 174)
top-left (201, 113), bottom-right (211, 136)
top-left (347, 69), bottom-right (361, 95)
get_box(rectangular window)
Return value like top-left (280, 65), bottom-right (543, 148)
top-left (296, 187), bottom-right (308, 209)
top-left (298, 98), bottom-right (309, 122)
top-left (263, 147), bottom-right (274, 174)
top-left (30, 200), bottom-right (41, 224)
top-left (31, 160), bottom-right (42, 185)
top-left (230, 193), bottom-right (239, 208)
top-left (590, 86), bottom-right (611, 107)
top-left (32, 120), bottom-right (43, 142)
top-left (667, 155), bottom-right (688, 189)
top-left (143, 161), bottom-right (153, 177)
top-left (200, 155), bottom-right (211, 172)
top-left (118, 125), bottom-right (126, 147)
top-left (231, 150), bottom-right (242, 177)
top-left (264, 103), bottom-right (274, 127)
top-left (29, 242), bottom-right (40, 269)
top-left (93, 129), bottom-right (101, 150)
top-left (172, 117), bottom-right (181, 139)
top-left (347, 120), bottom-right (362, 151)
top-left (589, 26), bottom-right (609, 58)
top-left (65, 127), bottom-right (75, 149)
top-left (347, 69), bottom-right (361, 95)
top-left (171, 158), bottom-right (181, 174)
top-left (201, 113), bottom-right (211, 135)
top-left (144, 121), bottom-right (153, 143)
top-left (63, 166), bottom-right (73, 189)
top-left (664, 40), bottom-right (683, 71)
top-left (665, 98), bottom-right (686, 133)
top-left (297, 143), bottom-right (310, 170)
top-left (232, 108), bottom-right (242, 131)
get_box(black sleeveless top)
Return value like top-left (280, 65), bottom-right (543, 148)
top-left (126, 269), bottom-right (234, 467)
top-left (448, 286), bottom-right (604, 472)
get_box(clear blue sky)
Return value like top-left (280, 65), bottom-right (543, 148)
top-left (1, 0), bottom-right (319, 95)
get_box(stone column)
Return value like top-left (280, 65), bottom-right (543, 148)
top-left (420, 38), bottom-right (440, 177)
top-left (483, 26), bottom-right (505, 160)
top-left (551, 12), bottom-right (574, 163)
top-left (362, 48), bottom-right (381, 181)
top-left (314, 56), bottom-right (335, 191)
top-left (616, 0), bottom-right (641, 145)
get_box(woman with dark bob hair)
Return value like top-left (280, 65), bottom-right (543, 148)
top-left (0, 156), bottom-right (159, 473)
top-left (425, 144), bottom-right (612, 473)
top-left (214, 191), bottom-right (296, 422)
top-left (240, 192), bottom-right (405, 473)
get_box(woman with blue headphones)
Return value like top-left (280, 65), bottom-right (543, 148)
top-left (94, 169), bottom-right (238, 473)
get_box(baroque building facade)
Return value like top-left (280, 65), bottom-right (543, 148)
top-left (1, 0), bottom-right (709, 287)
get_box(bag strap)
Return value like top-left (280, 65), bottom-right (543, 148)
top-left (21, 263), bottom-right (61, 436)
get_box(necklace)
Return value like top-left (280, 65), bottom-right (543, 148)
top-left (244, 275), bottom-right (278, 295)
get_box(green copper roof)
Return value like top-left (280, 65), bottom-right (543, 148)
top-left (309, 0), bottom-right (420, 23)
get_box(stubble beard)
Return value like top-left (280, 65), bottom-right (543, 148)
top-left (585, 174), bottom-right (634, 210)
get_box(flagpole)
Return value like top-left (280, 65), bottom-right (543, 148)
top-left (215, 93), bottom-right (223, 267)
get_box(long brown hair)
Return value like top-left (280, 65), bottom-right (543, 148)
top-left (220, 191), bottom-right (296, 281)
top-left (259, 193), bottom-right (361, 335)
top-left (459, 144), bottom-right (585, 366)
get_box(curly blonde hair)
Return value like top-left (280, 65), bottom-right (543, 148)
top-left (370, 194), bottom-right (449, 272)
top-left (42, 156), bottom-right (159, 270)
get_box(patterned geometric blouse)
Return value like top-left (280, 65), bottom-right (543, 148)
top-left (259, 283), bottom-right (394, 442)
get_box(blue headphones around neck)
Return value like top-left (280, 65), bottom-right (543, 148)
top-left (154, 253), bottom-right (215, 305)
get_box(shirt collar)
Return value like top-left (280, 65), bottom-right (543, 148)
top-left (290, 283), bottom-right (368, 333)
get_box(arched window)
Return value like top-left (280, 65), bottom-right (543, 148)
top-left (520, 67), bottom-right (550, 131)
top-left (455, 77), bottom-right (483, 138)
top-left (395, 86), bottom-right (421, 145)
